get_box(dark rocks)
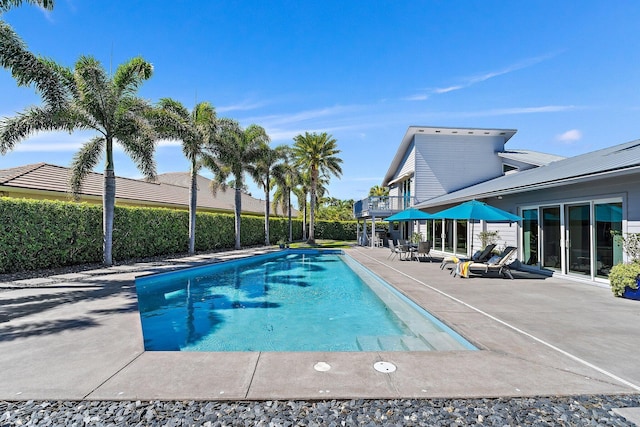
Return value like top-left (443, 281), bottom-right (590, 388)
top-left (1, 395), bottom-right (639, 426)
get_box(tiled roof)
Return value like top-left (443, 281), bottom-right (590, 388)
top-left (0, 163), bottom-right (292, 216)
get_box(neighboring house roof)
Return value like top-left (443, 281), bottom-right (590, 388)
top-left (0, 163), bottom-right (293, 216)
top-left (415, 139), bottom-right (640, 208)
top-left (382, 125), bottom-right (518, 185)
top-left (498, 149), bottom-right (565, 167)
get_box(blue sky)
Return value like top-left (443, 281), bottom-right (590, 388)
top-left (2, 1), bottom-right (640, 201)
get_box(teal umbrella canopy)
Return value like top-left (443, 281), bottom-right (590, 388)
top-left (431, 200), bottom-right (522, 222)
top-left (384, 208), bottom-right (434, 222)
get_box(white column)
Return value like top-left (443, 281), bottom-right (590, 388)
top-left (371, 216), bottom-right (376, 248)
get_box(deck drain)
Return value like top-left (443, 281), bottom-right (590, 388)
top-left (374, 361), bottom-right (396, 373)
top-left (314, 362), bottom-right (331, 372)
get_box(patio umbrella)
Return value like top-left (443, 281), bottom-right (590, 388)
top-left (431, 200), bottom-right (522, 253)
top-left (384, 208), bottom-right (433, 245)
top-left (384, 208), bottom-right (434, 222)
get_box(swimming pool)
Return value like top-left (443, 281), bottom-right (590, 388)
top-left (135, 250), bottom-right (476, 352)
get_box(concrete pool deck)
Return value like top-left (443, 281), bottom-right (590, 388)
top-left (1, 246), bottom-right (640, 402)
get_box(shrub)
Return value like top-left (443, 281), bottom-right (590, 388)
top-left (609, 261), bottom-right (640, 297)
top-left (0, 197), bottom-right (305, 273)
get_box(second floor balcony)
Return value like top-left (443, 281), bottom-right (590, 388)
top-left (353, 195), bottom-right (418, 219)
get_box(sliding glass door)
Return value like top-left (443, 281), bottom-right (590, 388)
top-left (566, 204), bottom-right (591, 276)
top-left (541, 207), bottom-right (561, 270)
top-left (522, 209), bottom-right (539, 266)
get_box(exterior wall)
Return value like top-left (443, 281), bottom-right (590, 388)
top-left (413, 134), bottom-right (504, 203)
top-left (388, 141), bottom-right (415, 203)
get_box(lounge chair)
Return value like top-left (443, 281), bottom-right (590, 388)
top-left (454, 246), bottom-right (518, 279)
top-left (440, 243), bottom-right (496, 270)
top-left (417, 241), bottom-right (432, 262)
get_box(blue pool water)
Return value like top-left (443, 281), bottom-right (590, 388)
top-left (135, 250), bottom-right (476, 352)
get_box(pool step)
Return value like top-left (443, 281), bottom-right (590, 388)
top-left (419, 331), bottom-right (465, 351)
top-left (401, 336), bottom-right (435, 351)
top-left (405, 321), bottom-right (466, 351)
top-left (356, 335), bottom-right (434, 351)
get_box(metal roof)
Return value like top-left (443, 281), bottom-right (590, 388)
top-left (415, 139), bottom-right (640, 208)
top-left (382, 125), bottom-right (517, 186)
top-left (498, 149), bottom-right (565, 166)
top-left (0, 163), bottom-right (292, 216)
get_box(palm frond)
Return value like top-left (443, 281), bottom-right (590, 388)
top-left (74, 56), bottom-right (113, 125)
top-left (0, 22), bottom-right (68, 108)
top-left (113, 56), bottom-right (153, 99)
top-left (157, 98), bottom-right (190, 119)
top-left (0, 0), bottom-right (53, 13)
top-left (69, 136), bottom-right (104, 196)
top-left (0, 105), bottom-right (78, 153)
top-left (115, 110), bottom-right (157, 181)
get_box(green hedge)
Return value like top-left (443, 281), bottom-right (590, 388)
top-left (314, 220), bottom-right (358, 240)
top-left (0, 197), bottom-right (363, 273)
top-left (0, 197), bottom-right (304, 273)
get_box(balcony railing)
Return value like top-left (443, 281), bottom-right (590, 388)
top-left (353, 196), bottom-right (417, 218)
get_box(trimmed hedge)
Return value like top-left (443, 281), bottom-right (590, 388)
top-left (0, 197), bottom-right (360, 273)
top-left (314, 220), bottom-right (358, 241)
top-left (0, 197), bottom-right (306, 274)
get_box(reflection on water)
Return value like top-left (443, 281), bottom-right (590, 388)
top-left (136, 252), bottom-right (419, 351)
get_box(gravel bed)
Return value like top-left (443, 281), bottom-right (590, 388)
top-left (2, 395), bottom-right (640, 426)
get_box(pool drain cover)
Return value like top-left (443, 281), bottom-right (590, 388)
top-left (374, 361), bottom-right (396, 373)
top-left (314, 362), bottom-right (331, 372)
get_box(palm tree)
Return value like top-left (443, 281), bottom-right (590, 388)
top-left (248, 142), bottom-right (287, 246)
top-left (203, 118), bottom-right (268, 250)
top-left (271, 150), bottom-right (300, 243)
top-left (0, 55), bottom-right (157, 266)
top-left (0, 1), bottom-right (67, 110)
top-left (154, 99), bottom-right (217, 255)
top-left (369, 185), bottom-right (389, 197)
top-left (291, 132), bottom-right (342, 244)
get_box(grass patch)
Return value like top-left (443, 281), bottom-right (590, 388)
top-left (289, 239), bottom-right (356, 249)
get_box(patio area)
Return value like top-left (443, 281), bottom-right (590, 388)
top-left (1, 245), bottom-right (639, 402)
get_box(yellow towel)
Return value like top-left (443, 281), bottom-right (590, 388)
top-left (458, 261), bottom-right (471, 278)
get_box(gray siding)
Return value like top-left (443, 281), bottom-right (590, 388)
top-left (397, 143), bottom-right (416, 178)
top-left (414, 134), bottom-right (505, 203)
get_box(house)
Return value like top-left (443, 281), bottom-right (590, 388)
top-left (0, 162), bottom-right (294, 217)
top-left (354, 125), bottom-right (640, 285)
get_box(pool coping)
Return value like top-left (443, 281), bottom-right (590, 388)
top-left (1, 246), bottom-right (640, 401)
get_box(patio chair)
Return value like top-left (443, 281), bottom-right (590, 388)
top-left (454, 246), bottom-right (518, 279)
top-left (440, 243), bottom-right (496, 270)
top-left (387, 241), bottom-right (402, 260)
top-left (398, 242), bottom-right (412, 261)
top-left (416, 240), bottom-right (432, 262)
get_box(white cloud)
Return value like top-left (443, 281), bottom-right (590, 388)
top-left (452, 105), bottom-right (578, 118)
top-left (433, 85), bottom-right (464, 94)
top-left (418, 51), bottom-right (562, 98)
top-left (557, 129), bottom-right (582, 143)
top-left (217, 100), bottom-right (268, 114)
top-left (402, 94), bottom-right (430, 101)
top-left (11, 131), bottom-right (86, 152)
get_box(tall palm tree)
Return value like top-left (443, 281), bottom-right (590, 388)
top-left (0, 1), bottom-right (67, 110)
top-left (0, 55), bottom-right (157, 266)
top-left (203, 118), bottom-right (268, 250)
top-left (247, 142), bottom-right (287, 246)
top-left (292, 132), bottom-right (342, 244)
top-left (154, 98), bottom-right (217, 255)
top-left (271, 150), bottom-right (300, 243)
